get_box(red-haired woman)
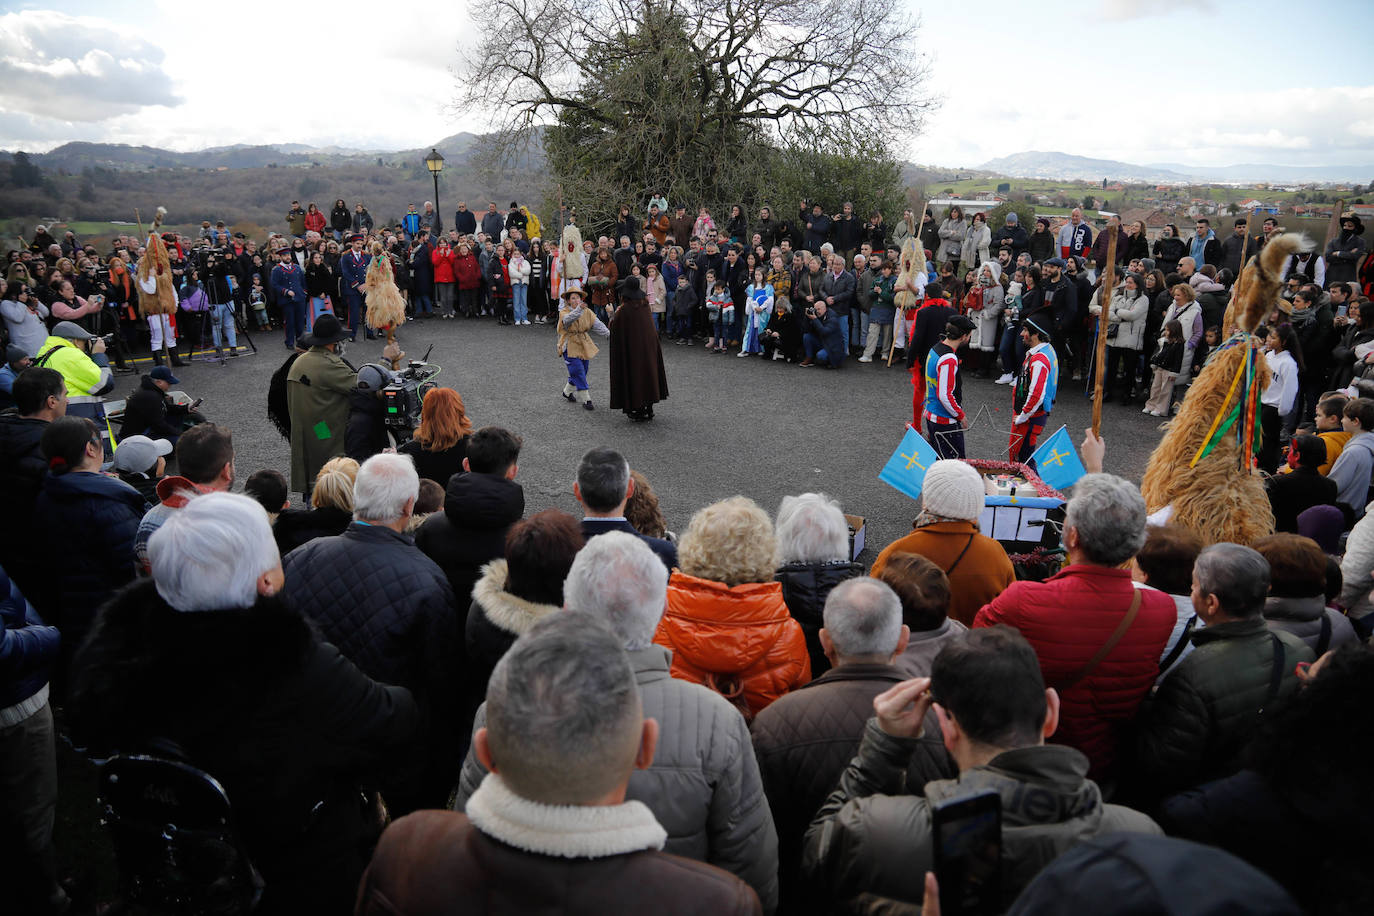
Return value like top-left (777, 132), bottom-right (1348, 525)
top-left (397, 387), bottom-right (474, 486)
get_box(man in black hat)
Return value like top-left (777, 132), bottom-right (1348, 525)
top-left (285, 314), bottom-right (357, 498)
top-left (923, 315), bottom-right (976, 458)
top-left (1326, 214), bottom-right (1368, 287)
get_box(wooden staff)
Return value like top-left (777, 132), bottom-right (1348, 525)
top-left (888, 198), bottom-right (926, 367)
top-left (1091, 221), bottom-right (1119, 437)
top-left (134, 208), bottom-right (144, 241)
top-left (1326, 199), bottom-right (1346, 247)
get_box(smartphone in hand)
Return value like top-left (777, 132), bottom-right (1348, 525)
top-left (932, 790), bottom-right (1002, 916)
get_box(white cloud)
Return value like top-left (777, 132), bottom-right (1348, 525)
top-left (1100, 0), bottom-right (1214, 21)
top-left (0, 11), bottom-right (181, 120)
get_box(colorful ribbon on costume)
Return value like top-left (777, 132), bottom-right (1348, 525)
top-left (1189, 334), bottom-right (1261, 468)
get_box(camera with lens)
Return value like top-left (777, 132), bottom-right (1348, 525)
top-left (381, 346), bottom-right (440, 436)
top-left (195, 247), bottom-right (227, 272)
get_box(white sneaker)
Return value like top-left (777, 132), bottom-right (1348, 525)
top-left (858, 356), bottom-right (873, 363)
top-left (995, 373), bottom-right (1014, 385)
top-left (772, 351), bottom-right (783, 361)
top-left (736, 350), bottom-right (748, 357)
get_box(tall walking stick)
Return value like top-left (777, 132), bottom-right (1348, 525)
top-left (1091, 221), bottom-right (1119, 438)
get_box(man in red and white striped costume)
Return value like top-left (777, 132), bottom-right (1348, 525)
top-left (922, 315), bottom-right (976, 458)
top-left (1009, 315), bottom-right (1060, 463)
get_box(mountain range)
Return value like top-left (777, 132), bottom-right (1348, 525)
top-left (976, 150), bottom-right (1369, 186)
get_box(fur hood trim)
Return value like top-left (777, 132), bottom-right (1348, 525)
top-left (467, 773), bottom-right (666, 859)
top-left (472, 559), bottom-right (561, 637)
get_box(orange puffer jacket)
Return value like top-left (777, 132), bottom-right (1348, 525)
top-left (656, 571), bottom-right (811, 718)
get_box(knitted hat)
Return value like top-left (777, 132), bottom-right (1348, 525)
top-left (921, 460), bottom-right (984, 521)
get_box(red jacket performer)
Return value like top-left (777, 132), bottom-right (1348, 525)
top-left (1010, 315), bottom-right (1059, 463)
top-left (923, 315), bottom-right (976, 459)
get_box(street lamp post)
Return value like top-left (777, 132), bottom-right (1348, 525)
top-left (424, 148), bottom-right (445, 236)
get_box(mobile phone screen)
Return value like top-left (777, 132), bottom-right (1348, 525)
top-left (933, 791), bottom-right (1002, 916)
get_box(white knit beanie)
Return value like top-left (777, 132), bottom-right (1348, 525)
top-left (921, 460), bottom-right (984, 521)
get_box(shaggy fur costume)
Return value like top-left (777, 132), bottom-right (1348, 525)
top-left (895, 237), bottom-right (926, 312)
top-left (1141, 233), bottom-right (1308, 546)
top-left (363, 242), bottom-right (407, 331)
top-left (137, 207), bottom-right (177, 317)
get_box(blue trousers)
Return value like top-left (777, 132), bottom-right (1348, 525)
top-left (803, 333), bottom-right (844, 367)
top-left (344, 292), bottom-right (364, 335)
top-left (281, 299), bottom-right (305, 348)
top-left (512, 285), bottom-right (529, 323)
top-left (836, 314), bottom-right (850, 351)
top-left (563, 352), bottom-right (589, 390)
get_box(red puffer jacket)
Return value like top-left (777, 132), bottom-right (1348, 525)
top-left (453, 253), bottom-right (481, 291)
top-left (431, 247), bottom-right (457, 283)
top-left (656, 571), bottom-right (810, 718)
top-left (972, 565), bottom-right (1175, 779)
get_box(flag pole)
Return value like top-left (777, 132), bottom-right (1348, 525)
top-left (1091, 220), bottom-right (1119, 438)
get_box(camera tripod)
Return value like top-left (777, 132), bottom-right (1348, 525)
top-left (189, 270), bottom-right (258, 364)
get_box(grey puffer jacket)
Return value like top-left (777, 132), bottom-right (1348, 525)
top-left (1262, 595), bottom-right (1358, 656)
top-left (803, 721), bottom-right (1159, 910)
top-left (455, 644), bottom-right (779, 913)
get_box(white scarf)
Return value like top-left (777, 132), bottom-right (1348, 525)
top-left (466, 773), bottom-right (667, 860)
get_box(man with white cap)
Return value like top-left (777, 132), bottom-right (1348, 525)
top-left (111, 434), bottom-right (172, 504)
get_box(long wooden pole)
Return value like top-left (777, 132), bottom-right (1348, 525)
top-left (888, 197), bottom-right (926, 367)
top-left (1326, 199), bottom-right (1346, 247)
top-left (1091, 221), bottom-right (1119, 437)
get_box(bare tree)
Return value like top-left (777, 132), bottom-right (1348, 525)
top-left (459, 0), bottom-right (934, 229)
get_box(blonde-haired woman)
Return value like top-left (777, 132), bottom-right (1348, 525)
top-left (273, 456), bottom-right (358, 555)
top-left (655, 496), bottom-right (810, 719)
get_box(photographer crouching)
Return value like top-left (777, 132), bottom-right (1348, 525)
top-left (31, 321), bottom-right (116, 453)
top-left (118, 364), bottom-right (205, 445)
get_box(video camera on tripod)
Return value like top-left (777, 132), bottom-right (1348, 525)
top-left (382, 344), bottom-right (441, 435)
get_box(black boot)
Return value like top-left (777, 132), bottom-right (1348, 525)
top-left (152, 351), bottom-right (165, 367)
top-left (170, 350), bottom-right (187, 368)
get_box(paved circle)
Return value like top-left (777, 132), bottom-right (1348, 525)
top-left (151, 318), bottom-right (1169, 562)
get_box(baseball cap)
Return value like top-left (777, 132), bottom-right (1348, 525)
top-left (112, 435), bottom-right (173, 474)
top-left (150, 365), bottom-right (180, 385)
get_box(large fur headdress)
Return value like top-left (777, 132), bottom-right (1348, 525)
top-left (894, 237), bottom-right (926, 311)
top-left (363, 241), bottom-right (407, 330)
top-left (137, 206), bottom-right (177, 317)
top-left (1140, 232), bottom-right (1309, 546)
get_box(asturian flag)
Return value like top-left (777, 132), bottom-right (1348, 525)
top-left (1029, 425), bottom-right (1087, 491)
top-left (879, 426), bottom-right (941, 500)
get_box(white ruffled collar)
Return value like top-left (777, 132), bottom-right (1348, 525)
top-left (466, 773), bottom-right (667, 859)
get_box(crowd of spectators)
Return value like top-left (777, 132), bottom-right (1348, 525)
top-left (3, 195), bottom-right (1374, 915)
top-left (3, 346), bottom-right (1373, 913)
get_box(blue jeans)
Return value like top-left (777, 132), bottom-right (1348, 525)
top-left (803, 333), bottom-right (843, 367)
top-left (210, 302), bottom-right (236, 349)
top-left (512, 285), bottom-right (528, 322)
top-left (836, 314), bottom-right (850, 352)
top-left (999, 325), bottom-right (1024, 375)
top-left (857, 312), bottom-right (870, 347)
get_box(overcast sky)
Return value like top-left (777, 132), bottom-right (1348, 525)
top-left (2, 0), bottom-right (1371, 169)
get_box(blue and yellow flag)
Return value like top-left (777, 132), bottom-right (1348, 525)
top-left (879, 427), bottom-right (941, 500)
top-left (1029, 425), bottom-right (1087, 491)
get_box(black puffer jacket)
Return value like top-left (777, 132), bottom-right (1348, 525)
top-left (415, 471), bottom-right (525, 608)
top-left (775, 560), bottom-right (862, 677)
top-left (345, 388), bottom-right (389, 463)
top-left (282, 523), bottom-right (456, 699)
top-left (70, 580), bottom-right (420, 916)
top-left (119, 375), bottom-right (187, 441)
top-left (282, 522), bottom-right (460, 811)
top-left (274, 505), bottom-right (352, 556)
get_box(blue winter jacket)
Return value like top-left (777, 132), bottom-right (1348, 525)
top-left (33, 471), bottom-right (146, 636)
top-left (0, 564), bottom-right (59, 712)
